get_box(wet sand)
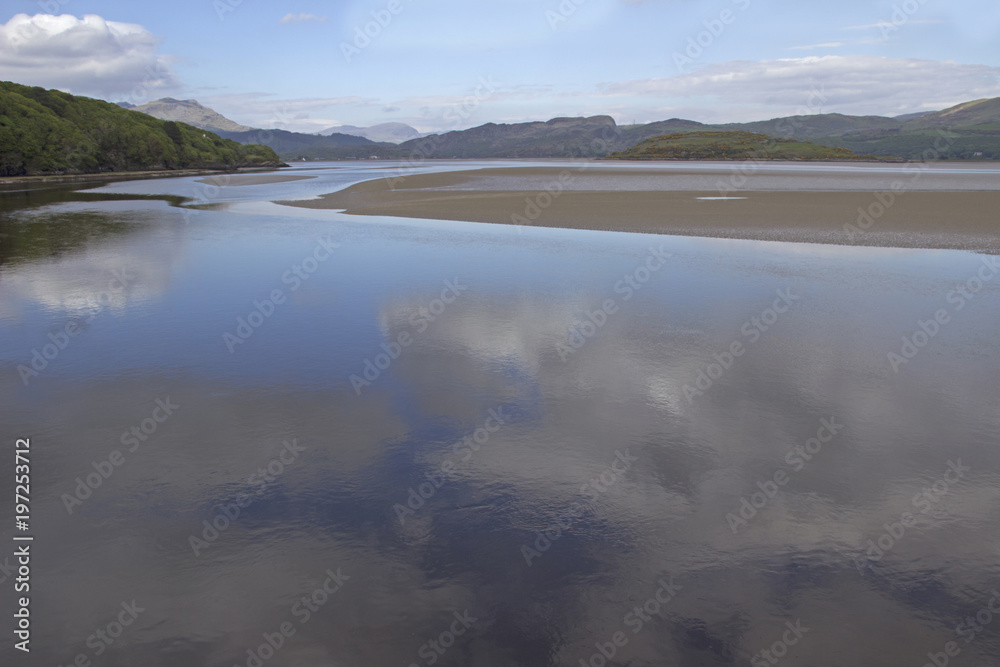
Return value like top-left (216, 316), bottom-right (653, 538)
top-left (278, 166), bottom-right (1000, 251)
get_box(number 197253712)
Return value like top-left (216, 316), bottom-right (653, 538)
top-left (15, 439), bottom-right (30, 528)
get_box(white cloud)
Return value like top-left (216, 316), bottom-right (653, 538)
top-left (278, 13), bottom-right (328, 24)
top-left (845, 20), bottom-right (943, 30)
top-left (0, 13), bottom-right (178, 102)
top-left (596, 56), bottom-right (1000, 118)
top-left (788, 42), bottom-right (844, 50)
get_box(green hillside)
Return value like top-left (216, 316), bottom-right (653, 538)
top-left (719, 113), bottom-right (902, 139)
top-left (806, 100), bottom-right (1000, 159)
top-left (606, 131), bottom-right (894, 161)
top-left (902, 98), bottom-right (1000, 130)
top-left (0, 81), bottom-right (283, 177)
top-left (813, 127), bottom-right (1000, 160)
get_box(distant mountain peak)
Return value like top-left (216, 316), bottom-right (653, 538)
top-left (317, 122), bottom-right (423, 143)
top-left (133, 98), bottom-right (253, 133)
top-left (546, 115), bottom-right (615, 125)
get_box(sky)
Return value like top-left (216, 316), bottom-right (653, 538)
top-left (1, 0), bottom-right (999, 133)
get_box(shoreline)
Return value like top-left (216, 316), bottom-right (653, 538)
top-left (0, 165), bottom-right (289, 188)
top-left (277, 166), bottom-right (1000, 252)
top-left (602, 156), bottom-right (906, 164)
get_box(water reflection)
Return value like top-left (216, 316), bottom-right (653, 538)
top-left (0, 165), bottom-right (998, 666)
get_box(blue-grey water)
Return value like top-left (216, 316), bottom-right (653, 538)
top-left (1, 161), bottom-right (999, 666)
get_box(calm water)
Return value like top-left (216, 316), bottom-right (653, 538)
top-left (1, 162), bottom-right (999, 666)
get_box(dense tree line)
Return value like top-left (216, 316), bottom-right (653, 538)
top-left (814, 128), bottom-right (1000, 160)
top-left (0, 81), bottom-right (282, 177)
top-left (607, 132), bottom-right (885, 161)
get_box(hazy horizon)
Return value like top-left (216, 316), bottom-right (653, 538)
top-left (124, 93), bottom-right (971, 136)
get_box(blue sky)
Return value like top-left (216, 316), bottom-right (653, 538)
top-left (2, 0), bottom-right (999, 132)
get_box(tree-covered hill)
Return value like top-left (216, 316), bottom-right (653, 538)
top-left (0, 81), bottom-right (284, 177)
top-left (606, 131), bottom-right (896, 161)
top-left (214, 128), bottom-right (376, 154)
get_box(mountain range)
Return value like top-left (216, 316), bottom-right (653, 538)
top-left (127, 98), bottom-right (425, 144)
top-left (63, 93), bottom-right (1000, 163)
top-left (128, 98), bottom-right (390, 153)
top-left (212, 128), bottom-right (374, 154)
top-left (378, 99), bottom-right (1000, 161)
top-left (9, 80), bottom-right (992, 179)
